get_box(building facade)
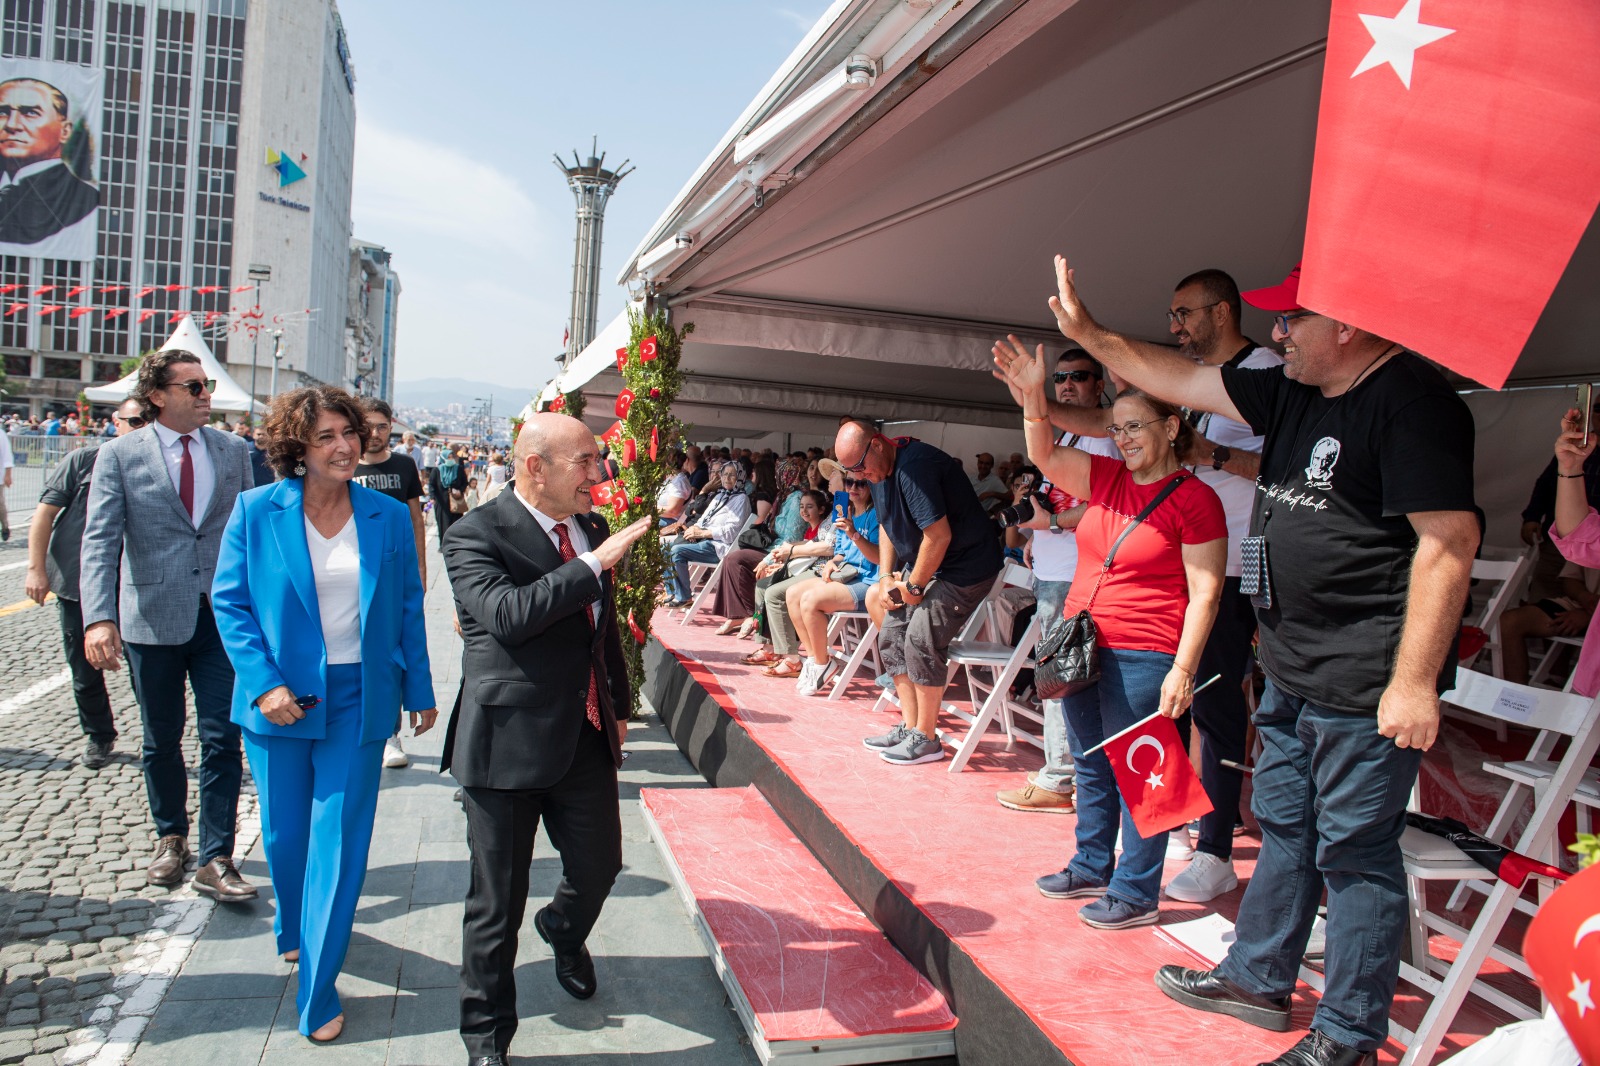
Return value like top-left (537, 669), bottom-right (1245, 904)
top-left (345, 237), bottom-right (398, 402)
top-left (0, 0), bottom-right (355, 417)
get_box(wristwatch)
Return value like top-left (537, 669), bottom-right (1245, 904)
top-left (1048, 511), bottom-right (1063, 533)
top-left (1210, 445), bottom-right (1232, 471)
top-left (905, 580), bottom-right (927, 597)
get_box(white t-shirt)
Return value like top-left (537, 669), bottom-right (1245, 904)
top-left (1029, 431), bottom-right (1122, 583)
top-left (1187, 345), bottom-right (1283, 577)
top-left (970, 472), bottom-right (1008, 513)
top-left (656, 471), bottom-right (692, 510)
top-left (486, 463), bottom-right (507, 486)
top-left (306, 515), bottom-right (363, 665)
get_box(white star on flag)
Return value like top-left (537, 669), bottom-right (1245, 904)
top-left (1145, 771), bottom-right (1164, 790)
top-left (1572, 973), bottom-right (1596, 1018)
top-left (1351, 0), bottom-right (1455, 89)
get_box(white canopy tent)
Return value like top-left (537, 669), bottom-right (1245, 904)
top-left (550, 0), bottom-right (1594, 542)
top-left (85, 316), bottom-right (267, 416)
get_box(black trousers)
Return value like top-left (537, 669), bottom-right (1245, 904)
top-left (458, 724), bottom-right (621, 1058)
top-left (58, 597), bottom-right (115, 743)
top-left (1177, 578), bottom-right (1257, 860)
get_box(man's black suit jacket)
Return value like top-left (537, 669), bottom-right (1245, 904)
top-left (0, 163), bottom-right (98, 244)
top-left (440, 487), bottom-right (628, 789)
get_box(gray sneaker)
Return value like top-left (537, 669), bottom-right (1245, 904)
top-left (880, 728), bottom-right (945, 766)
top-left (863, 723), bottom-right (910, 750)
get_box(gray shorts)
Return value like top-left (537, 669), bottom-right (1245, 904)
top-left (878, 575), bottom-right (995, 686)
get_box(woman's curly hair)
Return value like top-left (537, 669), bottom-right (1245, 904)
top-left (258, 385), bottom-right (370, 479)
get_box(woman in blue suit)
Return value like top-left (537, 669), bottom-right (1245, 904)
top-left (213, 385), bottom-right (435, 1043)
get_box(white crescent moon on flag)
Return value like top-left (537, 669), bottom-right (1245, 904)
top-left (1575, 913), bottom-right (1600, 948)
top-left (1126, 735), bottom-right (1164, 774)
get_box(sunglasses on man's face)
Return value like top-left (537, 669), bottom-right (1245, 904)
top-left (123, 415), bottom-right (147, 428)
top-left (165, 379), bottom-right (216, 398)
top-left (1053, 369), bottom-right (1097, 384)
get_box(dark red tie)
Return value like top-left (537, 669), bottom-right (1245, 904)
top-left (178, 435), bottom-right (195, 522)
top-left (551, 522), bottom-right (603, 732)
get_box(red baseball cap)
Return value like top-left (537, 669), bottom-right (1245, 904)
top-left (1240, 263), bottom-right (1302, 312)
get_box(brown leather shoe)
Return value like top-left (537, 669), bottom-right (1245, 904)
top-left (996, 783), bottom-right (1076, 813)
top-left (147, 835), bottom-right (190, 886)
top-left (192, 856), bottom-right (258, 901)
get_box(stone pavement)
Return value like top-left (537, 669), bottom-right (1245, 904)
top-left (0, 508), bottom-right (760, 1065)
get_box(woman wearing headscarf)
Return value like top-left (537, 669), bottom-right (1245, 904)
top-left (661, 461), bottom-right (751, 607)
top-left (429, 443), bottom-right (468, 542)
top-left (212, 386), bottom-right (435, 1042)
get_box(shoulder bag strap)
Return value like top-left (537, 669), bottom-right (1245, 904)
top-left (1082, 473), bottom-right (1189, 610)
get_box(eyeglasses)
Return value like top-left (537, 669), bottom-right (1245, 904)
top-left (843, 478), bottom-right (869, 488)
top-left (1272, 310), bottom-right (1317, 334)
top-left (164, 379), bottom-right (215, 397)
top-left (1106, 420), bottom-right (1162, 438)
top-left (840, 433), bottom-right (891, 473)
top-left (1052, 370), bottom-right (1097, 384)
top-left (123, 415), bottom-right (147, 428)
top-left (1167, 302), bottom-right (1221, 327)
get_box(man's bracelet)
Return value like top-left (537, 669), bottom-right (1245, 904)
top-left (1557, 471), bottom-right (1585, 479)
top-left (1023, 413), bottom-right (1049, 424)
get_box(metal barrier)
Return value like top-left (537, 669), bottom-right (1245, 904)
top-left (4, 433), bottom-right (101, 509)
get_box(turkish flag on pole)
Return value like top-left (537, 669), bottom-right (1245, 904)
top-left (1301, 0), bottom-right (1600, 388)
top-left (1100, 713), bottom-right (1212, 838)
top-left (1523, 862), bottom-right (1600, 1064)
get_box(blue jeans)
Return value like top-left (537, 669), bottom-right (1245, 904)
top-left (1031, 580), bottom-right (1073, 793)
top-left (668, 540), bottom-right (721, 601)
top-left (1216, 679), bottom-right (1422, 1051)
top-left (1061, 646), bottom-right (1173, 910)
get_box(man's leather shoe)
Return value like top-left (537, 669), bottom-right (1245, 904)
top-left (82, 738), bottom-right (114, 770)
top-left (1155, 965), bottom-right (1292, 1032)
top-left (467, 1056), bottom-right (506, 1066)
top-left (192, 856), bottom-right (259, 901)
top-left (1257, 1030), bottom-right (1377, 1066)
top-left (146, 835), bottom-right (189, 886)
top-left (533, 906), bottom-right (596, 999)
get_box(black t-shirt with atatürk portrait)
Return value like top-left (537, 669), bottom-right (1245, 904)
top-left (1221, 353), bottom-right (1476, 715)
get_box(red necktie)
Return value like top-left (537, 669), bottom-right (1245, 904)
top-left (550, 522), bottom-right (603, 732)
top-left (178, 435), bottom-right (195, 522)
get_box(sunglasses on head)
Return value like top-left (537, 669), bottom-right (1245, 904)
top-left (1053, 369), bottom-right (1097, 384)
top-left (165, 378), bottom-right (216, 397)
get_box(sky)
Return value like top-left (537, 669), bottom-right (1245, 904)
top-left (337, 0), bottom-right (836, 393)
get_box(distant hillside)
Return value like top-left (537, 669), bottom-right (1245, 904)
top-left (393, 378), bottom-right (543, 413)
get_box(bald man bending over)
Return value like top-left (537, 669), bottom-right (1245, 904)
top-left (441, 413), bottom-right (650, 1066)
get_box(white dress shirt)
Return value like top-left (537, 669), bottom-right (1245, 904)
top-left (512, 490), bottom-right (602, 580)
top-left (305, 515), bottom-right (363, 664)
top-left (150, 420), bottom-right (213, 526)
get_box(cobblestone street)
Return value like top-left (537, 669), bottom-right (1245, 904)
top-left (0, 510), bottom-right (260, 1065)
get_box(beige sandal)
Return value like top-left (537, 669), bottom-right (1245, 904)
top-left (715, 618), bottom-right (747, 636)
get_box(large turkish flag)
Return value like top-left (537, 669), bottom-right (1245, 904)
top-left (1299, 0), bottom-right (1600, 388)
top-left (1523, 861), bottom-right (1600, 1064)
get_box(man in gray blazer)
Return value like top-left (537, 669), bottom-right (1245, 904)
top-left (80, 349), bottom-right (257, 899)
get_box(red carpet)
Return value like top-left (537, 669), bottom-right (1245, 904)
top-left (651, 609), bottom-right (1526, 1064)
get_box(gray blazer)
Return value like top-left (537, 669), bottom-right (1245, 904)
top-left (80, 424), bottom-right (254, 645)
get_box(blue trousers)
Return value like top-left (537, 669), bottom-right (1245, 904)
top-left (1061, 646), bottom-right (1174, 910)
top-left (124, 601), bottom-right (242, 864)
top-left (667, 540), bottom-right (720, 601)
top-left (242, 663), bottom-right (383, 1035)
top-left (1216, 679), bottom-right (1423, 1050)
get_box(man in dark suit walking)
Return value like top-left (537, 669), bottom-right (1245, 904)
top-left (441, 412), bottom-right (650, 1066)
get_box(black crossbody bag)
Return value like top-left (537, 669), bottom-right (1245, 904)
top-left (1033, 474), bottom-right (1189, 700)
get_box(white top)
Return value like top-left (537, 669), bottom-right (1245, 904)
top-left (486, 463), bottom-right (507, 486)
top-left (151, 421), bottom-right (214, 526)
top-left (306, 514), bottom-right (363, 664)
top-left (656, 471), bottom-right (691, 509)
top-left (0, 429), bottom-right (11, 470)
top-left (422, 445), bottom-right (440, 467)
top-left (1187, 345), bottom-right (1284, 577)
top-left (970, 471), bottom-right (1008, 512)
top-left (1029, 431), bottom-right (1122, 583)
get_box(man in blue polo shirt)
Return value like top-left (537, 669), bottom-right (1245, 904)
top-left (833, 420), bottom-right (1002, 766)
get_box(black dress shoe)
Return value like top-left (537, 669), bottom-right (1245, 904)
top-left (1257, 1031), bottom-right (1377, 1066)
top-left (467, 1056), bottom-right (505, 1066)
top-left (82, 738), bottom-right (114, 770)
top-left (533, 906), bottom-right (596, 999)
top-left (1154, 965), bottom-right (1292, 1032)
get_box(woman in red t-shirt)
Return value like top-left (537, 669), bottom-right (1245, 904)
top-left (1020, 375), bottom-right (1227, 930)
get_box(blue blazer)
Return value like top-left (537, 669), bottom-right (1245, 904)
top-left (212, 478), bottom-right (435, 746)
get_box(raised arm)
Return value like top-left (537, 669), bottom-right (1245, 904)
top-left (1044, 255), bottom-right (1244, 423)
top-left (993, 335), bottom-right (1092, 500)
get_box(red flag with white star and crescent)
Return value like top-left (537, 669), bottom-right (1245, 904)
top-left (1300, 0), bottom-right (1600, 388)
top-left (1523, 861), bottom-right (1600, 1063)
top-left (1100, 714), bottom-right (1212, 838)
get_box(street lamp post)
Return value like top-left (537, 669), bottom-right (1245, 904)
top-left (268, 330), bottom-right (284, 400)
top-left (245, 264), bottom-right (271, 425)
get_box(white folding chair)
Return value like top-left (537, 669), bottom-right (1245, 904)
top-left (824, 610), bottom-right (881, 701)
top-left (1460, 546), bottom-right (1535, 677)
top-left (867, 570), bottom-right (1007, 718)
top-left (944, 613), bottom-right (1043, 772)
top-left (678, 555), bottom-right (725, 626)
top-left (1391, 670), bottom-right (1600, 1065)
top-left (1527, 634), bottom-right (1584, 691)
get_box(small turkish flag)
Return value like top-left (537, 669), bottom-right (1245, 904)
top-left (1301, 0), bottom-right (1600, 388)
top-left (650, 426), bottom-right (659, 462)
top-left (601, 420), bottom-right (624, 445)
top-left (613, 494), bottom-right (628, 517)
top-left (621, 439), bottom-right (637, 466)
top-left (589, 480), bottom-right (617, 505)
top-left (615, 388), bottom-right (635, 419)
top-left (1101, 714), bottom-right (1212, 838)
top-left (628, 611), bottom-right (646, 644)
top-left (550, 394), bottom-right (565, 412)
top-left (640, 335), bottom-right (659, 362)
top-left (615, 346), bottom-right (629, 371)
top-left (1523, 862), bottom-right (1600, 1064)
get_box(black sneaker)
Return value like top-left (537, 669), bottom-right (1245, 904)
top-left (82, 738), bottom-right (114, 771)
top-left (863, 723), bottom-right (910, 750)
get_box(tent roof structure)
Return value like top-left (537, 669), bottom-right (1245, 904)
top-left (84, 316), bottom-right (267, 415)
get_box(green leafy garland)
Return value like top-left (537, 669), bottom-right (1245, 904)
top-left (605, 307), bottom-right (692, 715)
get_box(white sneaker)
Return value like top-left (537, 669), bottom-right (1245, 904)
top-left (1166, 828), bottom-right (1196, 861)
top-left (382, 737), bottom-right (409, 769)
top-left (1164, 852), bottom-right (1238, 902)
top-left (795, 660), bottom-right (826, 696)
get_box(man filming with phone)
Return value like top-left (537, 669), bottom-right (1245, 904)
top-left (833, 421), bottom-right (1002, 767)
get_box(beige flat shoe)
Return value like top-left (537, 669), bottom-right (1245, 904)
top-left (715, 618), bottom-right (746, 636)
top-left (282, 949), bottom-right (299, 963)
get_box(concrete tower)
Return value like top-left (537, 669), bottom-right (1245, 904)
top-left (555, 140), bottom-right (632, 364)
